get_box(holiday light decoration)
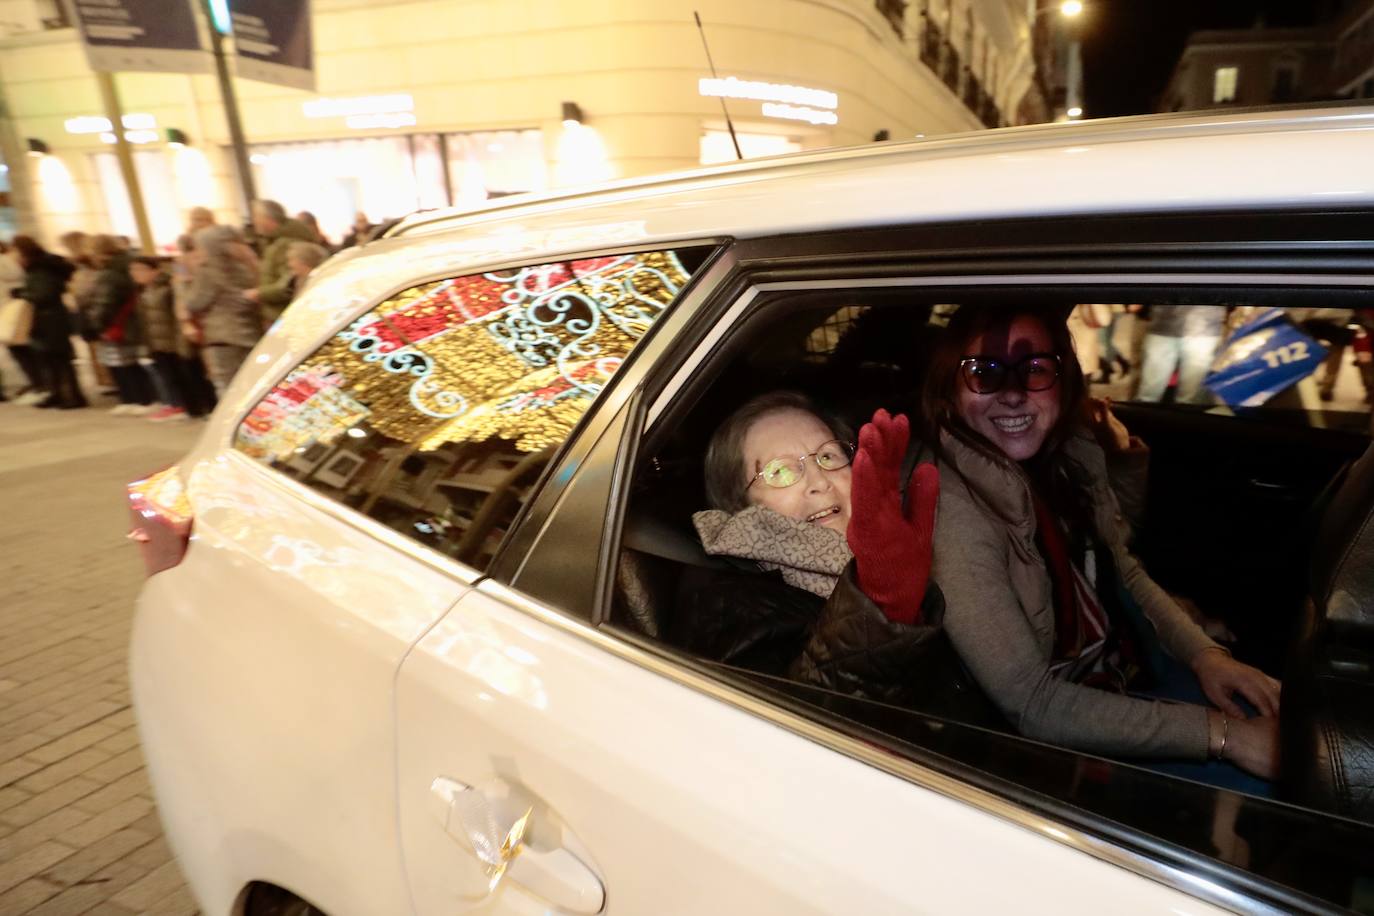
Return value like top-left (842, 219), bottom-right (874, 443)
top-left (237, 249), bottom-right (693, 464)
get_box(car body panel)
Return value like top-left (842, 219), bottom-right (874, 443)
top-left (128, 108), bottom-right (1374, 914)
top-left (131, 452), bottom-right (476, 915)
top-left (396, 581), bottom-right (1231, 915)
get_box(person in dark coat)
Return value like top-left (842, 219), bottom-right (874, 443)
top-left (672, 390), bottom-right (1002, 724)
top-left (11, 236), bottom-right (83, 409)
top-left (130, 257), bottom-right (208, 421)
top-left (79, 234), bottom-right (154, 413)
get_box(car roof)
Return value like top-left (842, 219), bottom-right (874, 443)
top-left (387, 105), bottom-right (1374, 251)
top-left (257, 104), bottom-right (1373, 429)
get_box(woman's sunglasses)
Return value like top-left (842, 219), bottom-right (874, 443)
top-left (959, 354), bottom-right (1062, 395)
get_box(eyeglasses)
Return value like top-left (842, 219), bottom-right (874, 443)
top-left (959, 353), bottom-right (1062, 395)
top-left (746, 440), bottom-right (854, 490)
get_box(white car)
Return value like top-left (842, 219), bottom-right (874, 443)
top-left (129, 107), bottom-right (1374, 916)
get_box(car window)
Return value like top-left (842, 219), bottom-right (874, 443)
top-left (234, 247), bottom-right (709, 572)
top-left (606, 287), bottom-right (1374, 912)
top-left (1075, 304), bottom-right (1374, 434)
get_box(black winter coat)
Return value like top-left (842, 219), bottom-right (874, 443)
top-left (79, 253), bottom-right (140, 344)
top-left (670, 561), bottom-right (1005, 727)
top-left (19, 252), bottom-right (75, 356)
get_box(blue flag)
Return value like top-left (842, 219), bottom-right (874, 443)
top-left (1205, 309), bottom-right (1326, 407)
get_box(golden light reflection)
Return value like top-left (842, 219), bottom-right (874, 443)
top-left (236, 249), bottom-right (692, 463)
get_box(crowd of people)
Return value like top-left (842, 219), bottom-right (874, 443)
top-left (0, 201), bottom-right (372, 417)
top-left (1070, 303), bottom-right (1374, 408)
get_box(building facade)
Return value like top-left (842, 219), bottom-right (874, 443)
top-left (1160, 1), bottom-right (1374, 113)
top-left (0, 0), bottom-right (1066, 249)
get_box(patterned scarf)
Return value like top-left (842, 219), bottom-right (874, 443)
top-left (693, 505), bottom-right (852, 598)
top-left (1032, 493), bottom-right (1136, 691)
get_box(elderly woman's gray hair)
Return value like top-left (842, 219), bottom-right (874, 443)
top-left (703, 390), bottom-right (851, 513)
top-left (287, 241), bottom-right (329, 272)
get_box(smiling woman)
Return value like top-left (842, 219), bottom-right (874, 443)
top-left (923, 306), bottom-right (1283, 788)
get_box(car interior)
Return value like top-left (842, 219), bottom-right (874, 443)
top-left (604, 291), bottom-right (1374, 905)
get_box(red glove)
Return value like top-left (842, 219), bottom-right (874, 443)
top-left (845, 409), bottom-right (939, 626)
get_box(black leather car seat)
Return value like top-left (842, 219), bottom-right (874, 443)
top-left (611, 509), bottom-right (729, 639)
top-left (1282, 441), bottom-right (1374, 821)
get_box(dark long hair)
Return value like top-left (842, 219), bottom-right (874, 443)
top-left (10, 235), bottom-right (46, 270)
top-left (921, 306), bottom-right (1093, 531)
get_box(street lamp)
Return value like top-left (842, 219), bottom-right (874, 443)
top-left (1031, 2), bottom-right (1087, 120)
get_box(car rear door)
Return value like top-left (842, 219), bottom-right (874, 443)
top-left (391, 307), bottom-right (1229, 914)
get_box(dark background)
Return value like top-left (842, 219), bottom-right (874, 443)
top-left (1082, 0), bottom-right (1328, 117)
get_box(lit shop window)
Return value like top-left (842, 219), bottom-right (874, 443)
top-left (249, 136), bottom-right (436, 245)
top-left (235, 247), bottom-right (712, 571)
top-left (446, 129), bottom-right (547, 204)
top-left (699, 130), bottom-right (802, 165)
top-left (93, 150), bottom-right (184, 251)
top-left (1213, 66), bottom-right (1239, 103)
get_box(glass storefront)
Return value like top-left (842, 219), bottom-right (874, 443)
top-left (248, 129), bottom-right (546, 243)
top-left (699, 129), bottom-right (803, 165)
top-left (93, 150), bottom-right (184, 252)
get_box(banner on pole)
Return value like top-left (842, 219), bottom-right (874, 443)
top-left (230, 0), bottom-right (315, 91)
top-left (66, 0), bottom-right (209, 74)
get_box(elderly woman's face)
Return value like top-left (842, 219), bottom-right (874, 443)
top-left (741, 409), bottom-right (852, 533)
top-left (955, 314), bottom-right (1062, 462)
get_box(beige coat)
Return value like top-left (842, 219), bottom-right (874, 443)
top-left (932, 431), bottom-right (1217, 760)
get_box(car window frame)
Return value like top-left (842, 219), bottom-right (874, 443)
top-left (588, 218), bottom-right (1374, 914)
top-left (224, 237), bottom-right (730, 586)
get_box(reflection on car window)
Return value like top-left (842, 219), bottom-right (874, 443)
top-left (235, 248), bottom-right (705, 571)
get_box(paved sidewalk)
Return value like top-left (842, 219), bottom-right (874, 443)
top-left (0, 403), bottom-right (203, 915)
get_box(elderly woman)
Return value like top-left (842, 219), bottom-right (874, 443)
top-left (675, 390), bottom-right (997, 720)
top-left (184, 225), bottom-right (259, 395)
top-left (922, 306), bottom-right (1281, 788)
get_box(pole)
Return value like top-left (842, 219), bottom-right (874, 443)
top-left (1066, 38), bottom-right (1082, 115)
top-left (95, 72), bottom-right (155, 254)
top-left (203, 0), bottom-right (256, 219)
top-left (694, 12), bottom-right (742, 160)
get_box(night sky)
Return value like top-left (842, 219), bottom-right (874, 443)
top-left (1081, 0), bottom-right (1327, 117)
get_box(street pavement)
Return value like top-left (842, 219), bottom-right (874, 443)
top-left (0, 403), bottom-right (202, 915)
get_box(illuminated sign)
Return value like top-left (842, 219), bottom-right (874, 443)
top-left (65, 113), bottom-right (157, 135)
top-left (698, 76), bottom-right (838, 127)
top-left (761, 103), bottom-right (837, 126)
top-left (99, 130), bottom-right (159, 145)
top-left (303, 93), bottom-right (414, 119)
top-left (345, 112), bottom-right (417, 129)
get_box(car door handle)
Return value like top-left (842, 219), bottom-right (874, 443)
top-left (430, 776), bottom-right (605, 914)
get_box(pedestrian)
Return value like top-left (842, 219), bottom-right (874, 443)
top-left (243, 200), bottom-right (314, 324)
top-left (11, 236), bottom-right (84, 409)
top-left (185, 225), bottom-right (260, 395)
top-left (295, 211), bottom-right (334, 252)
top-left (284, 241), bottom-right (329, 303)
top-left (0, 239), bottom-right (45, 402)
top-left (130, 256), bottom-right (201, 422)
top-left (60, 230), bottom-right (114, 395)
top-left (169, 234), bottom-right (219, 418)
top-left (1294, 308), bottom-right (1356, 402)
top-left (1135, 305), bottom-right (1226, 404)
top-left (340, 212), bottom-right (374, 249)
top-left (187, 206), bottom-right (216, 235)
top-left (78, 234), bottom-right (156, 414)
